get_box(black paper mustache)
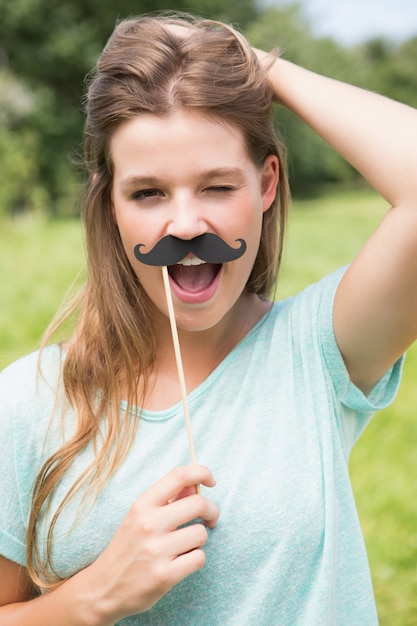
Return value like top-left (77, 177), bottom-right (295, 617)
top-left (134, 233), bottom-right (247, 267)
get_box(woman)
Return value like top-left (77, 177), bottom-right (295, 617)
top-left (0, 12), bottom-right (416, 625)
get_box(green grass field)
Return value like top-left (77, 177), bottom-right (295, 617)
top-left (1, 189), bottom-right (416, 623)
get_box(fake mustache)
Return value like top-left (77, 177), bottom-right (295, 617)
top-left (134, 233), bottom-right (246, 266)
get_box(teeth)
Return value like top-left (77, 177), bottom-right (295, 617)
top-left (177, 256), bottom-right (206, 266)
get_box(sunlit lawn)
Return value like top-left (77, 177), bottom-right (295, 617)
top-left (1, 189), bottom-right (416, 623)
top-left (0, 215), bottom-right (85, 367)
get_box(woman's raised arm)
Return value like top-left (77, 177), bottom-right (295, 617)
top-left (262, 54), bottom-right (417, 392)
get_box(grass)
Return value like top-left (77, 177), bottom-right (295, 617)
top-left (0, 215), bottom-right (85, 368)
top-left (1, 188), bottom-right (416, 623)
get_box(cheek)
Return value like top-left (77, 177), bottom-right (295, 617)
top-left (116, 217), bottom-right (146, 263)
top-left (116, 210), bottom-right (167, 262)
top-left (115, 225), bottom-right (152, 284)
top-left (117, 233), bottom-right (138, 274)
top-left (132, 263), bottom-right (163, 300)
top-left (233, 220), bottom-right (263, 281)
top-left (246, 205), bottom-right (264, 249)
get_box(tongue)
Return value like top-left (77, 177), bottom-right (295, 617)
top-left (169, 263), bottom-right (219, 292)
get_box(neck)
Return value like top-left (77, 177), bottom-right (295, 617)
top-left (144, 292), bottom-right (271, 411)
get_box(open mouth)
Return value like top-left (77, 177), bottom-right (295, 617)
top-left (168, 256), bottom-right (221, 293)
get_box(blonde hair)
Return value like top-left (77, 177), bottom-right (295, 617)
top-left (27, 12), bottom-right (289, 588)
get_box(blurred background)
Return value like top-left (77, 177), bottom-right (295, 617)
top-left (0, 1), bottom-right (416, 623)
top-left (1, 0), bottom-right (417, 216)
top-left (1, 0), bottom-right (417, 215)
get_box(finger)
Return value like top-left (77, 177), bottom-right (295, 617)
top-left (168, 484), bottom-right (199, 504)
top-left (161, 494), bottom-right (220, 532)
top-left (141, 465), bottom-right (216, 508)
top-left (168, 548), bottom-right (207, 586)
top-left (158, 523), bottom-right (209, 559)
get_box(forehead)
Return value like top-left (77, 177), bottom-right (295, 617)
top-left (109, 109), bottom-right (252, 177)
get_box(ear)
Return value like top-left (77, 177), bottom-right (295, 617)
top-left (261, 155), bottom-right (279, 213)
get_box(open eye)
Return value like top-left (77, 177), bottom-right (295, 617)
top-left (130, 188), bottom-right (163, 201)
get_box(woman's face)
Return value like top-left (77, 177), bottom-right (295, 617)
top-left (110, 109), bottom-right (278, 333)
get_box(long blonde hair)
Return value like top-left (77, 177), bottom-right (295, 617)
top-left (27, 12), bottom-right (289, 589)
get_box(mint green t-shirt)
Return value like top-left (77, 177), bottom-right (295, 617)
top-left (0, 268), bottom-right (403, 625)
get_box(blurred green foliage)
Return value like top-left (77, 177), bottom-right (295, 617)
top-left (0, 0), bottom-right (416, 214)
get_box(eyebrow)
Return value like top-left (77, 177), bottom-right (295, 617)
top-left (120, 175), bottom-right (161, 191)
top-left (119, 167), bottom-right (246, 190)
top-left (199, 167), bottom-right (246, 183)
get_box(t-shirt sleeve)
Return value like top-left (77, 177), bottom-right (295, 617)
top-left (0, 363), bottom-right (29, 566)
top-left (316, 267), bottom-right (404, 455)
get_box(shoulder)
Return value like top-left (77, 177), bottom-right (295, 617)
top-left (238, 268), bottom-right (346, 371)
top-left (263, 266), bottom-right (348, 336)
top-left (0, 345), bottom-right (69, 483)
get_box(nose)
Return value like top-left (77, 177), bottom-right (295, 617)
top-left (166, 193), bottom-right (207, 240)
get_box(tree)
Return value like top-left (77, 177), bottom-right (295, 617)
top-left (0, 71), bottom-right (44, 216)
top-left (358, 36), bottom-right (417, 108)
top-left (0, 0), bottom-right (260, 215)
top-left (1, 0), bottom-right (416, 212)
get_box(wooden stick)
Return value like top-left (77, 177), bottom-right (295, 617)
top-left (162, 266), bottom-right (198, 472)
